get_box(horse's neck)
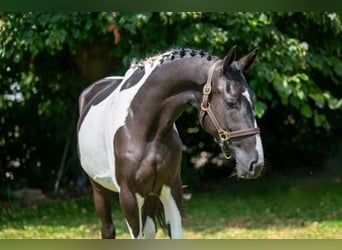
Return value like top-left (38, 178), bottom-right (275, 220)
top-left (124, 58), bottom-right (210, 141)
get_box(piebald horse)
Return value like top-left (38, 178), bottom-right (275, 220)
top-left (77, 46), bottom-right (264, 239)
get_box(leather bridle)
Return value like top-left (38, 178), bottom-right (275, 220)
top-left (199, 60), bottom-right (260, 159)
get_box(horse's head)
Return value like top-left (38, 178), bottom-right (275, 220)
top-left (199, 46), bottom-right (264, 179)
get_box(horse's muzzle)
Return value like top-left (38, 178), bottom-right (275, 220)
top-left (238, 161), bottom-right (264, 179)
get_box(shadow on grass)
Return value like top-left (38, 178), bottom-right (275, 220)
top-left (1, 175), bottom-right (341, 238)
top-left (0, 192), bottom-right (130, 238)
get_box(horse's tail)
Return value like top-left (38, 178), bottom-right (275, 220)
top-left (156, 200), bottom-right (170, 237)
top-left (142, 195), bottom-right (170, 238)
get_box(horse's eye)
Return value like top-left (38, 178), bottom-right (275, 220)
top-left (225, 99), bottom-right (238, 109)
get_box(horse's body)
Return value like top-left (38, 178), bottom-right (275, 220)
top-left (77, 47), bottom-right (264, 239)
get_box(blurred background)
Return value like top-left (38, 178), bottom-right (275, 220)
top-left (0, 12), bottom-right (341, 202)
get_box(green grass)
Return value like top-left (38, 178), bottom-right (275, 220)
top-left (1, 176), bottom-right (341, 239)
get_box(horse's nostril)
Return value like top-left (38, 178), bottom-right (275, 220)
top-left (249, 161), bottom-right (257, 172)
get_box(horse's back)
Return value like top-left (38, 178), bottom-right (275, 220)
top-left (78, 77), bottom-right (124, 119)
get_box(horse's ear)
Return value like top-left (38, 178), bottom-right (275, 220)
top-left (237, 48), bottom-right (258, 72)
top-left (223, 45), bottom-right (237, 72)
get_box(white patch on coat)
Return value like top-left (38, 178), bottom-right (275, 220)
top-left (159, 185), bottom-right (182, 239)
top-left (242, 89), bottom-right (264, 164)
top-left (78, 61), bottom-right (161, 192)
top-left (143, 216), bottom-right (156, 239)
top-left (254, 119), bottom-right (264, 165)
top-left (242, 89), bottom-right (252, 106)
top-left (104, 76), bottom-right (125, 80)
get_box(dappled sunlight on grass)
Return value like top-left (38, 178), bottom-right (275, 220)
top-left (183, 221), bottom-right (342, 239)
top-left (1, 176), bottom-right (341, 239)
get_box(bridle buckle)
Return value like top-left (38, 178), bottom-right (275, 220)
top-left (219, 130), bottom-right (230, 141)
top-left (200, 102), bottom-right (210, 111)
top-left (203, 83), bottom-right (212, 95)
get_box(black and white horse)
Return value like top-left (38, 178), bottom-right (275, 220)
top-left (77, 46), bottom-right (264, 239)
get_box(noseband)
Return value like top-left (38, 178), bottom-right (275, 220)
top-left (199, 60), bottom-right (260, 159)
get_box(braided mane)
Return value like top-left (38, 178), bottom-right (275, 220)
top-left (130, 48), bottom-right (217, 69)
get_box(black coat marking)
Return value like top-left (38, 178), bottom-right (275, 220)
top-left (77, 78), bottom-right (122, 131)
top-left (120, 68), bottom-right (146, 91)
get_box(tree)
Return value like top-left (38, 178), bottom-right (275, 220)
top-left (0, 12), bottom-right (341, 193)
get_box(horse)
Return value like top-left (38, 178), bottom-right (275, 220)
top-left (77, 46), bottom-right (264, 239)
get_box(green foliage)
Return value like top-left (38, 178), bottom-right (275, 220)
top-left (0, 12), bottom-right (341, 192)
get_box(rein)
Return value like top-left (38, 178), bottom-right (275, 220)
top-left (199, 60), bottom-right (260, 159)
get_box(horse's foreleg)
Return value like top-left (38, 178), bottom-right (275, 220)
top-left (90, 179), bottom-right (116, 239)
top-left (159, 179), bottom-right (183, 239)
top-left (119, 185), bottom-right (144, 239)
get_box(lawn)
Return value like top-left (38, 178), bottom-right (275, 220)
top-left (1, 175), bottom-right (341, 239)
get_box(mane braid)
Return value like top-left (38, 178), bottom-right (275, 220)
top-left (130, 48), bottom-right (217, 69)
